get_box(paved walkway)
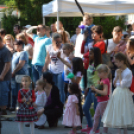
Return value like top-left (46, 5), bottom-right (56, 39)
top-left (1, 116), bottom-right (134, 134)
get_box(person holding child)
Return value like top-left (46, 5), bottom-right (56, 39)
top-left (102, 52), bottom-right (134, 134)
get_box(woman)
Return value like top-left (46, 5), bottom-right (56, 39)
top-left (126, 38), bottom-right (134, 97)
top-left (43, 33), bottom-right (65, 103)
top-left (16, 33), bottom-right (33, 77)
top-left (38, 71), bottom-right (63, 128)
top-left (4, 34), bottom-right (15, 54)
top-left (11, 40), bottom-right (29, 111)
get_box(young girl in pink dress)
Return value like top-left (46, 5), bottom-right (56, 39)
top-left (90, 64), bottom-right (110, 134)
top-left (62, 83), bottom-right (81, 134)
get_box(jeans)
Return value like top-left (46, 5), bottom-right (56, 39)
top-left (83, 89), bottom-right (100, 129)
top-left (32, 65), bottom-right (43, 84)
top-left (0, 81), bottom-right (10, 106)
top-left (11, 78), bottom-right (20, 108)
top-left (53, 73), bottom-right (65, 103)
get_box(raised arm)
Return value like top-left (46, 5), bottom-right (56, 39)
top-left (26, 26), bottom-right (37, 39)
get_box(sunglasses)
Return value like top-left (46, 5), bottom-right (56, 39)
top-left (37, 27), bottom-right (42, 31)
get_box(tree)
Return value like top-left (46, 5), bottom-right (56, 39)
top-left (1, 0), bottom-right (126, 38)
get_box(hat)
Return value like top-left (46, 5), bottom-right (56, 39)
top-left (24, 25), bottom-right (31, 29)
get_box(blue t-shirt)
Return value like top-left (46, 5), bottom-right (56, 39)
top-left (81, 24), bottom-right (94, 46)
top-left (12, 51), bottom-right (29, 75)
top-left (32, 35), bottom-right (52, 66)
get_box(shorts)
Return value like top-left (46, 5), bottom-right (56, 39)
top-left (0, 81), bottom-right (10, 106)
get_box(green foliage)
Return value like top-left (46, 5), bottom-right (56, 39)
top-left (1, 14), bottom-right (18, 35)
top-left (1, 0), bottom-right (126, 39)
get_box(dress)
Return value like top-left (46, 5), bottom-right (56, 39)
top-left (34, 91), bottom-right (47, 126)
top-left (62, 95), bottom-right (81, 127)
top-left (102, 68), bottom-right (134, 128)
top-left (16, 89), bottom-right (38, 122)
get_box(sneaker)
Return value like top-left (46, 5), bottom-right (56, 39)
top-left (81, 125), bottom-right (92, 132)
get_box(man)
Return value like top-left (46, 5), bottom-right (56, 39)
top-left (0, 28), bottom-right (6, 40)
top-left (70, 27), bottom-right (81, 45)
top-left (50, 24), bottom-right (57, 37)
top-left (26, 24), bottom-right (52, 84)
top-left (46, 26), bottom-right (52, 41)
top-left (0, 37), bottom-right (11, 115)
top-left (13, 24), bottom-right (21, 35)
top-left (126, 24), bottom-right (132, 37)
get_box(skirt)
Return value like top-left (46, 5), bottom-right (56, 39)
top-left (16, 108), bottom-right (38, 122)
top-left (102, 87), bottom-right (134, 128)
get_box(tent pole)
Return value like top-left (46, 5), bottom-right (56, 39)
top-left (43, 17), bottom-right (45, 25)
top-left (57, 0), bottom-right (59, 31)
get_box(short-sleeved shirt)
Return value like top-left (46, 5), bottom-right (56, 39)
top-left (87, 63), bottom-right (100, 88)
top-left (47, 44), bottom-right (64, 74)
top-left (0, 46), bottom-right (12, 81)
top-left (12, 51), bottom-right (29, 75)
top-left (97, 78), bottom-right (110, 102)
top-left (32, 34), bottom-right (52, 66)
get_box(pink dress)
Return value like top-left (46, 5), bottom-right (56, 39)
top-left (62, 95), bottom-right (81, 127)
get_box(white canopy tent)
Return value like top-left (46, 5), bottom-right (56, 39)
top-left (42, 0), bottom-right (134, 29)
top-left (42, 0), bottom-right (134, 17)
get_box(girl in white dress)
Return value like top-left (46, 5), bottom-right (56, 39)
top-left (34, 79), bottom-right (47, 128)
top-left (102, 52), bottom-right (134, 134)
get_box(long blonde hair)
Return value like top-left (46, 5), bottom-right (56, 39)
top-left (16, 33), bottom-right (28, 45)
top-left (3, 34), bottom-right (14, 45)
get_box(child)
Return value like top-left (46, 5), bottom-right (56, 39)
top-left (57, 54), bottom-right (84, 124)
top-left (90, 64), bottom-right (110, 134)
top-left (62, 83), bottom-right (81, 134)
top-left (62, 43), bottom-right (73, 100)
top-left (34, 79), bottom-right (47, 129)
top-left (82, 47), bottom-right (102, 133)
top-left (16, 75), bottom-right (38, 134)
top-left (102, 52), bottom-right (134, 134)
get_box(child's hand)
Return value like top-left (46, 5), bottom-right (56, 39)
top-left (116, 69), bottom-right (122, 76)
top-left (33, 103), bottom-right (37, 108)
top-left (66, 70), bottom-right (70, 75)
top-left (22, 97), bottom-right (26, 103)
top-left (57, 51), bottom-right (61, 58)
top-left (90, 85), bottom-right (96, 92)
top-left (29, 97), bottom-right (33, 102)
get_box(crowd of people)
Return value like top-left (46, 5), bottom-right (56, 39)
top-left (1, 13), bottom-right (134, 134)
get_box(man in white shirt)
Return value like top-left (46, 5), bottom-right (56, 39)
top-left (70, 27), bottom-right (81, 45)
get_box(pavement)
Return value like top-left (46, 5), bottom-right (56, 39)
top-left (1, 115), bottom-right (134, 134)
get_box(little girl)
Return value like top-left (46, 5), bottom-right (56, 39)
top-left (102, 52), bottom-right (134, 134)
top-left (16, 75), bottom-right (38, 134)
top-left (62, 83), bottom-right (81, 134)
top-left (34, 79), bottom-right (47, 129)
top-left (57, 54), bottom-right (84, 124)
top-left (90, 64), bottom-right (110, 134)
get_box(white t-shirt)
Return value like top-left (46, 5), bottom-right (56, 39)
top-left (47, 44), bottom-right (64, 74)
top-left (24, 43), bottom-right (32, 56)
top-left (69, 71), bottom-right (82, 83)
top-left (64, 57), bottom-right (72, 81)
top-left (70, 34), bottom-right (77, 45)
top-left (74, 33), bottom-right (83, 58)
top-left (106, 39), bottom-right (117, 54)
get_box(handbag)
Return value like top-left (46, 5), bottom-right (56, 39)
top-left (15, 75), bottom-right (26, 83)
